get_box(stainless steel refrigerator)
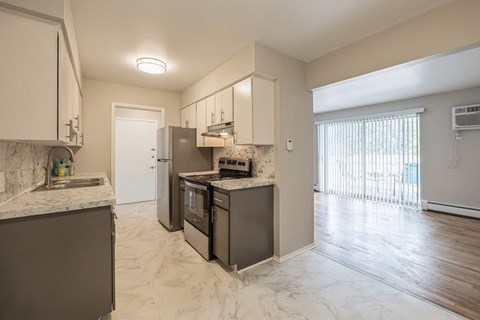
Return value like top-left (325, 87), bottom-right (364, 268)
top-left (157, 126), bottom-right (212, 231)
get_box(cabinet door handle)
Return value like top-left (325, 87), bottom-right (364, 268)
top-left (66, 119), bottom-right (77, 142)
top-left (66, 122), bottom-right (71, 141)
top-left (75, 114), bottom-right (80, 130)
top-left (211, 112), bottom-right (214, 124)
top-left (221, 109), bottom-right (224, 123)
top-left (213, 197), bottom-right (223, 203)
top-left (203, 136), bottom-right (206, 146)
top-left (186, 120), bottom-right (189, 128)
top-left (211, 206), bottom-right (216, 222)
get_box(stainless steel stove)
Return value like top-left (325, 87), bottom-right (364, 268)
top-left (183, 157), bottom-right (252, 260)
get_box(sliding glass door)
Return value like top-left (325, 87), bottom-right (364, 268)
top-left (318, 113), bottom-right (420, 207)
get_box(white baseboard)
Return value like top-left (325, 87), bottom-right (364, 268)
top-left (273, 243), bottom-right (316, 263)
top-left (236, 257), bottom-right (273, 273)
top-left (422, 200), bottom-right (480, 219)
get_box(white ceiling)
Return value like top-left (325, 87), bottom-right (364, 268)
top-left (313, 45), bottom-right (480, 113)
top-left (71, 0), bottom-right (451, 93)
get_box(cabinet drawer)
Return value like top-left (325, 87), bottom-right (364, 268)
top-left (213, 191), bottom-right (229, 210)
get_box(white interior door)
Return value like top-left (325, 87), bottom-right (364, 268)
top-left (115, 118), bottom-right (157, 204)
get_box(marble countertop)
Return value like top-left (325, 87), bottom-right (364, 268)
top-left (0, 173), bottom-right (116, 221)
top-left (178, 170), bottom-right (218, 178)
top-left (211, 177), bottom-right (275, 191)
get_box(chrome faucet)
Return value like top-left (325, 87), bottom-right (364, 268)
top-left (44, 146), bottom-right (76, 188)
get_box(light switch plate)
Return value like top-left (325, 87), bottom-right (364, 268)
top-left (286, 138), bottom-right (294, 151)
top-left (0, 172), bottom-right (5, 193)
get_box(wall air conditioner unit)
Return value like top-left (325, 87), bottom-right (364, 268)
top-left (452, 104), bottom-right (480, 130)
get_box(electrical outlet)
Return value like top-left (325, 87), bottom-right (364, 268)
top-left (0, 172), bottom-right (5, 193)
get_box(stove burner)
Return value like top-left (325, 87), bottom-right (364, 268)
top-left (191, 174), bottom-right (221, 181)
top-left (218, 176), bottom-right (239, 180)
top-left (185, 157), bottom-right (252, 186)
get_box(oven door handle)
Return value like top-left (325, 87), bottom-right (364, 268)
top-left (185, 181), bottom-right (208, 191)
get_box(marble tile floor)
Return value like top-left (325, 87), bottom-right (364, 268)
top-left (101, 201), bottom-right (465, 320)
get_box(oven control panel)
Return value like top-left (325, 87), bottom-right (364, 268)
top-left (218, 157), bottom-right (251, 172)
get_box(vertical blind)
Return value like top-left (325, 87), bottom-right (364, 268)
top-left (318, 113), bottom-right (420, 208)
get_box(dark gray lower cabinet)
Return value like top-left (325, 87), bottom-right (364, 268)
top-left (213, 185), bottom-right (273, 270)
top-left (0, 206), bottom-right (115, 320)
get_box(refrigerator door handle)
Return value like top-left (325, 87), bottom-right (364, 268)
top-left (157, 159), bottom-right (170, 162)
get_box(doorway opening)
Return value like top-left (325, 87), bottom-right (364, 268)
top-left (111, 103), bottom-right (165, 204)
top-left (317, 110), bottom-right (421, 208)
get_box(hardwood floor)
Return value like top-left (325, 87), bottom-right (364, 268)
top-left (314, 193), bottom-right (480, 320)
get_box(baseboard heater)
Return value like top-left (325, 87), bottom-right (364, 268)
top-left (421, 200), bottom-right (480, 219)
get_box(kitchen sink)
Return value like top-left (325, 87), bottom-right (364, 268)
top-left (32, 178), bottom-right (104, 192)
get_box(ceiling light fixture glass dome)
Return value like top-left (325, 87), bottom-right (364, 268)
top-left (136, 57), bottom-right (167, 74)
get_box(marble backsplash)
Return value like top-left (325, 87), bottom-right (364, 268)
top-left (0, 141), bottom-right (49, 204)
top-left (213, 138), bottom-right (275, 179)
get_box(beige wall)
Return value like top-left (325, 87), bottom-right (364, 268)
top-left (307, 0), bottom-right (480, 89)
top-left (75, 79), bottom-right (181, 178)
top-left (255, 43), bottom-right (314, 257)
top-left (314, 86), bottom-right (480, 209)
top-left (180, 43), bottom-right (255, 107)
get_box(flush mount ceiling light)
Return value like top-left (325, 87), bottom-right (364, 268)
top-left (136, 57), bottom-right (167, 74)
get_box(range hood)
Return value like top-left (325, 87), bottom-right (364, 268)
top-left (201, 122), bottom-right (234, 138)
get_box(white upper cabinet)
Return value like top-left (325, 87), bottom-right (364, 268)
top-left (179, 77), bottom-right (273, 147)
top-left (206, 95), bottom-right (216, 127)
top-left (180, 104), bottom-right (196, 128)
top-left (196, 100), bottom-right (206, 146)
top-left (0, 10), bottom-right (58, 141)
top-left (233, 76), bottom-right (274, 145)
top-left (58, 30), bottom-right (82, 144)
top-left (214, 87), bottom-right (233, 124)
top-left (0, 8), bottom-right (83, 145)
top-left (196, 99), bottom-right (224, 148)
top-left (76, 93), bottom-right (84, 146)
top-left (204, 87), bottom-right (233, 127)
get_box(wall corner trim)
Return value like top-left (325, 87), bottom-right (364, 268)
top-left (273, 243), bottom-right (316, 263)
